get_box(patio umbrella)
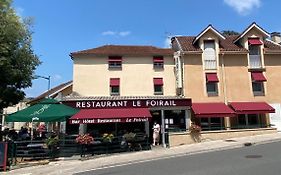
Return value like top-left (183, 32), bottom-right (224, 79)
top-left (6, 98), bottom-right (79, 122)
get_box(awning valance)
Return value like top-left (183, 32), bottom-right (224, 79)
top-left (153, 56), bottom-right (164, 63)
top-left (69, 108), bottom-right (152, 124)
top-left (248, 38), bottom-right (263, 45)
top-left (108, 56), bottom-right (122, 62)
top-left (153, 78), bottom-right (163, 85)
top-left (192, 103), bottom-right (236, 117)
top-left (251, 72), bottom-right (267, 82)
top-left (206, 73), bottom-right (219, 83)
top-left (110, 78), bottom-right (120, 86)
top-left (229, 102), bottom-right (275, 114)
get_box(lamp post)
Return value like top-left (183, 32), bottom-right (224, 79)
top-left (34, 75), bottom-right (51, 92)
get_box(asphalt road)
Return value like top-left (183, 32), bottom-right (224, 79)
top-left (76, 141), bottom-right (281, 175)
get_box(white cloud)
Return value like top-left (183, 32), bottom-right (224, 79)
top-left (102, 31), bottom-right (116, 36)
top-left (53, 74), bottom-right (62, 81)
top-left (164, 37), bottom-right (171, 48)
top-left (224, 0), bottom-right (261, 15)
top-left (101, 30), bottom-right (131, 37)
top-left (15, 7), bottom-right (24, 17)
top-left (119, 31), bottom-right (131, 37)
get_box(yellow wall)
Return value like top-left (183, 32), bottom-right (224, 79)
top-left (264, 54), bottom-right (281, 103)
top-left (183, 54), bottom-right (223, 102)
top-left (73, 55), bottom-right (176, 96)
top-left (183, 27), bottom-right (281, 104)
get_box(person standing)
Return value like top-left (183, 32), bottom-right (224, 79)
top-left (152, 122), bottom-right (160, 146)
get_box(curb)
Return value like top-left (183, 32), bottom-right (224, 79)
top-left (77, 137), bottom-right (281, 173)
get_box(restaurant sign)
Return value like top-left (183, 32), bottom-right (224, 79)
top-left (70, 117), bottom-right (150, 124)
top-left (64, 98), bottom-right (191, 109)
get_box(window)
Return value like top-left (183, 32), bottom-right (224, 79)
top-left (206, 73), bottom-right (219, 96)
top-left (153, 56), bottom-right (164, 69)
top-left (203, 40), bottom-right (216, 70)
top-left (200, 117), bottom-right (225, 131)
top-left (236, 114), bottom-right (263, 129)
top-left (248, 38), bottom-right (262, 68)
top-left (164, 110), bottom-right (186, 132)
top-left (108, 56), bottom-right (122, 69)
top-left (110, 78), bottom-right (120, 95)
top-left (252, 82), bottom-right (264, 96)
top-left (153, 78), bottom-right (163, 95)
top-left (251, 71), bottom-right (266, 96)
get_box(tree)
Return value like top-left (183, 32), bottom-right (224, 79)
top-left (0, 0), bottom-right (40, 112)
top-left (221, 30), bottom-right (240, 36)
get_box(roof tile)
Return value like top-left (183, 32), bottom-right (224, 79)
top-left (71, 45), bottom-right (173, 57)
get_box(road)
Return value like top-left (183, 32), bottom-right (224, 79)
top-left (76, 141), bottom-right (281, 175)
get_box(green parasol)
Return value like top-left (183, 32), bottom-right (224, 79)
top-left (6, 98), bottom-right (79, 122)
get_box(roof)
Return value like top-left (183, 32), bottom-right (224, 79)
top-left (62, 95), bottom-right (189, 101)
top-left (193, 25), bottom-right (225, 44)
top-left (70, 45), bottom-right (174, 57)
top-left (173, 36), bottom-right (202, 52)
top-left (233, 22), bottom-right (270, 43)
top-left (172, 22), bottom-right (281, 54)
top-left (219, 35), bottom-right (248, 53)
top-left (264, 39), bottom-right (281, 53)
top-left (173, 35), bottom-right (281, 54)
top-left (28, 81), bottom-right (73, 104)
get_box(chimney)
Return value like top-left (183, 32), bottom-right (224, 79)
top-left (271, 32), bottom-right (281, 44)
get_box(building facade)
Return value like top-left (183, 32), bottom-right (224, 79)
top-left (65, 45), bottom-right (191, 147)
top-left (171, 22), bottom-right (281, 145)
top-left (64, 23), bottom-right (281, 147)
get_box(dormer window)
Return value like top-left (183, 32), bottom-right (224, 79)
top-left (248, 38), bottom-right (262, 69)
top-left (203, 40), bottom-right (217, 70)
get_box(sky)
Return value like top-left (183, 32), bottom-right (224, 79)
top-left (12, 0), bottom-right (281, 98)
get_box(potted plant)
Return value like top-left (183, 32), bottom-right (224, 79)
top-left (102, 133), bottom-right (114, 143)
top-left (189, 123), bottom-right (202, 142)
top-left (76, 134), bottom-right (94, 157)
top-left (45, 134), bottom-right (60, 159)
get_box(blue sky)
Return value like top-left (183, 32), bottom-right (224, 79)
top-left (12, 0), bottom-right (280, 97)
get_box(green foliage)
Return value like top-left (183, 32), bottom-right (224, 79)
top-left (0, 0), bottom-right (40, 110)
top-left (221, 30), bottom-right (240, 36)
top-left (45, 135), bottom-right (59, 148)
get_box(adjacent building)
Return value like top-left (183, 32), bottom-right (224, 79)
top-left (171, 22), bottom-right (281, 145)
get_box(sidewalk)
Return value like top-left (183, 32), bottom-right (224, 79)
top-left (3, 133), bottom-right (281, 175)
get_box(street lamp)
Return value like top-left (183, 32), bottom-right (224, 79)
top-left (34, 75), bottom-right (51, 93)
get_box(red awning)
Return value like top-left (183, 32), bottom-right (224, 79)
top-left (154, 78), bottom-right (163, 85)
top-left (153, 56), bottom-right (164, 63)
top-left (192, 103), bottom-right (236, 117)
top-left (108, 56), bottom-right (122, 62)
top-left (206, 73), bottom-right (219, 82)
top-left (69, 108), bottom-right (152, 124)
top-left (248, 38), bottom-right (263, 45)
top-left (229, 102), bottom-right (275, 114)
top-left (251, 72), bottom-right (267, 82)
top-left (110, 78), bottom-right (120, 86)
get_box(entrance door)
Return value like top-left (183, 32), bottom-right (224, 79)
top-left (150, 110), bottom-right (162, 145)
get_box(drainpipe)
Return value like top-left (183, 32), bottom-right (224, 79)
top-left (221, 53), bottom-right (227, 104)
top-left (221, 53), bottom-right (231, 130)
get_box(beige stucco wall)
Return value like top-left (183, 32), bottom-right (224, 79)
top-left (184, 53), bottom-right (281, 103)
top-left (169, 128), bottom-right (277, 147)
top-left (183, 27), bottom-right (281, 104)
top-left (73, 55), bottom-right (176, 96)
top-left (183, 54), bottom-right (224, 103)
top-left (264, 54), bottom-right (281, 103)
